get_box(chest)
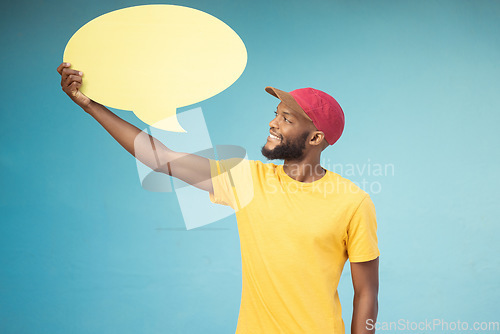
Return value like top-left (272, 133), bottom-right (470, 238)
top-left (240, 179), bottom-right (354, 252)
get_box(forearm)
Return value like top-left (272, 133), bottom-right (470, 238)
top-left (83, 100), bottom-right (171, 173)
top-left (351, 293), bottom-right (378, 334)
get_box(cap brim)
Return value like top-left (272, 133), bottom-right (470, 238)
top-left (265, 86), bottom-right (312, 122)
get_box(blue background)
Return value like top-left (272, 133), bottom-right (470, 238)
top-left (1, 0), bottom-right (499, 333)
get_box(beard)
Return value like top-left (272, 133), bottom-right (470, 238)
top-left (261, 130), bottom-right (310, 161)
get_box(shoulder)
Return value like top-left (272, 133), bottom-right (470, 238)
top-left (215, 158), bottom-right (276, 180)
top-left (324, 169), bottom-right (369, 204)
top-left (212, 158), bottom-right (278, 176)
top-left (248, 160), bottom-right (281, 180)
top-left (252, 159), bottom-right (278, 170)
top-left (326, 169), bottom-right (368, 195)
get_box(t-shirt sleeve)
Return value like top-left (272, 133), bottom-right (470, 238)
top-left (346, 194), bottom-right (380, 262)
top-left (208, 158), bottom-right (254, 210)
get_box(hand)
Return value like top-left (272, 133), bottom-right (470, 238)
top-left (57, 62), bottom-right (92, 109)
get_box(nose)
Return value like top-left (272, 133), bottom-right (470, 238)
top-left (269, 115), bottom-right (279, 129)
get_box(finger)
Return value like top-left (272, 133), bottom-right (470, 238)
top-left (62, 71), bottom-right (83, 87)
top-left (63, 75), bottom-right (82, 90)
top-left (57, 62), bottom-right (71, 75)
top-left (61, 68), bottom-right (82, 81)
top-left (68, 82), bottom-right (80, 95)
top-left (68, 74), bottom-right (82, 84)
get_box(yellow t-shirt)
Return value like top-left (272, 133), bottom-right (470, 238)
top-left (209, 158), bottom-right (380, 334)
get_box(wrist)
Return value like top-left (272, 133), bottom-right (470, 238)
top-left (82, 99), bottom-right (99, 115)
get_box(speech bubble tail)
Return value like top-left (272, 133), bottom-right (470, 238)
top-left (133, 108), bottom-right (187, 133)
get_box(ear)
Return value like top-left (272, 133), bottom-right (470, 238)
top-left (309, 131), bottom-right (326, 147)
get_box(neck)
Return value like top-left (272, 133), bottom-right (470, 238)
top-left (283, 154), bottom-right (325, 183)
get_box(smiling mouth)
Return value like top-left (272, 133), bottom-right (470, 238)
top-left (268, 133), bottom-right (281, 141)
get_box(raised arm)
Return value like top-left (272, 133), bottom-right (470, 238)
top-left (57, 62), bottom-right (213, 193)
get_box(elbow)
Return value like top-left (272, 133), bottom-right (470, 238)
top-left (154, 152), bottom-right (172, 176)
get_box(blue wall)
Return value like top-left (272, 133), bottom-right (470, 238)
top-left (1, 0), bottom-right (499, 333)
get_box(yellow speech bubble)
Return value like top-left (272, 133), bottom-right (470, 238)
top-left (63, 5), bottom-right (247, 132)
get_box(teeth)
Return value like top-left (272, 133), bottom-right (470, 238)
top-left (269, 134), bottom-right (280, 140)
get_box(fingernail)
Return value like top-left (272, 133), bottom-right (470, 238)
top-left (65, 62), bottom-right (71, 66)
top-left (79, 71), bottom-right (83, 76)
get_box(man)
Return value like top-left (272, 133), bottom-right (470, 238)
top-left (57, 62), bottom-right (379, 334)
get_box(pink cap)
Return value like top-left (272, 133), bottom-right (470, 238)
top-left (265, 86), bottom-right (345, 145)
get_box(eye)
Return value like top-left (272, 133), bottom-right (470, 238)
top-left (274, 111), bottom-right (291, 123)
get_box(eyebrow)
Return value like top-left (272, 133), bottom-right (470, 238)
top-left (275, 109), bottom-right (295, 118)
